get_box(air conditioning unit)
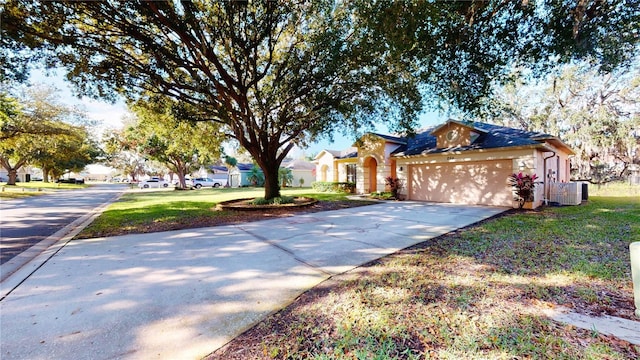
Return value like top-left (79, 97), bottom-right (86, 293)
top-left (549, 182), bottom-right (582, 205)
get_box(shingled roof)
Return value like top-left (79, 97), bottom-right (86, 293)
top-left (392, 121), bottom-right (559, 157)
top-left (370, 133), bottom-right (406, 144)
top-left (315, 147), bottom-right (358, 160)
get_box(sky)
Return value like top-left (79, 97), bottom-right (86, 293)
top-left (29, 68), bottom-right (129, 134)
top-left (29, 69), bottom-right (445, 159)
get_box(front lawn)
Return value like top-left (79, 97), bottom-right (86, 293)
top-left (0, 181), bottom-right (88, 198)
top-left (208, 195), bottom-right (640, 359)
top-left (76, 187), bottom-right (372, 239)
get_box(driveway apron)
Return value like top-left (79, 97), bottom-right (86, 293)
top-left (0, 201), bottom-right (507, 360)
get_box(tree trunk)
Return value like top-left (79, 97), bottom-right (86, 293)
top-left (0, 157), bottom-right (26, 186)
top-left (172, 160), bottom-right (190, 189)
top-left (176, 170), bottom-right (189, 189)
top-left (43, 166), bottom-right (50, 183)
top-left (235, 124), bottom-right (292, 200)
top-left (7, 169), bottom-right (18, 185)
top-left (263, 166), bottom-right (281, 200)
top-left (248, 147), bottom-right (283, 200)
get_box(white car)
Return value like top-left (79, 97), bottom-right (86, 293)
top-left (192, 177), bottom-right (226, 188)
top-left (138, 179), bottom-right (170, 189)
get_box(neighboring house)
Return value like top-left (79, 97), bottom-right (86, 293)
top-left (282, 159), bottom-right (315, 187)
top-left (314, 119), bottom-right (575, 209)
top-left (0, 167), bottom-right (32, 183)
top-left (206, 165), bottom-right (230, 186)
top-left (228, 163), bottom-right (262, 187)
top-left (217, 161), bottom-right (313, 188)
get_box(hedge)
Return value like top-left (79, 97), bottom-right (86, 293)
top-left (311, 181), bottom-right (356, 193)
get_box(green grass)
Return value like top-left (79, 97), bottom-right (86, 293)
top-left (0, 181), bottom-right (88, 198)
top-left (450, 196), bottom-right (639, 279)
top-left (209, 194), bottom-right (640, 359)
top-left (589, 181), bottom-right (640, 197)
top-left (77, 187), bottom-right (356, 238)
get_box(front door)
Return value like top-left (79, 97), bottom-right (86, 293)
top-left (364, 157), bottom-right (377, 193)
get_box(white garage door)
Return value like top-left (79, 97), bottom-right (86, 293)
top-left (408, 160), bottom-right (513, 206)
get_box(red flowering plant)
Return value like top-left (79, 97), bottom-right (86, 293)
top-left (384, 176), bottom-right (403, 199)
top-left (508, 172), bottom-right (539, 209)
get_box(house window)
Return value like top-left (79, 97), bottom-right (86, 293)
top-left (346, 164), bottom-right (357, 183)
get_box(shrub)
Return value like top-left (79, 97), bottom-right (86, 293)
top-left (250, 196), bottom-right (295, 206)
top-left (311, 181), bottom-right (355, 193)
top-left (370, 191), bottom-right (394, 200)
top-left (384, 176), bottom-right (403, 199)
top-left (509, 172), bottom-right (539, 209)
top-left (251, 197), bottom-right (270, 205)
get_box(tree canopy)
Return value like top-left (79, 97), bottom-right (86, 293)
top-left (491, 63), bottom-right (640, 182)
top-left (0, 85), bottom-right (98, 184)
top-left (128, 94), bottom-right (224, 188)
top-left (4, 0), bottom-right (639, 197)
top-left (102, 127), bottom-right (147, 183)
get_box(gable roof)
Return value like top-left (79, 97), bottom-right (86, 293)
top-left (336, 148), bottom-right (358, 159)
top-left (235, 163), bottom-right (255, 171)
top-left (314, 147), bottom-right (358, 160)
top-left (392, 120), bottom-right (573, 157)
top-left (429, 119), bottom-right (487, 136)
top-left (369, 133), bottom-right (407, 144)
top-left (208, 165), bottom-right (229, 173)
top-left (282, 159), bottom-right (316, 170)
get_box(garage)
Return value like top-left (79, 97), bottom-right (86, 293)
top-left (408, 160), bottom-right (514, 206)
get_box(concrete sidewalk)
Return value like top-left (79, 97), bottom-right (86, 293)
top-left (0, 202), bottom-right (506, 360)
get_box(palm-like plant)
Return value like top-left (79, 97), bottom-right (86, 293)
top-left (279, 167), bottom-right (294, 188)
top-left (248, 164), bottom-right (264, 186)
top-left (509, 172), bottom-right (539, 209)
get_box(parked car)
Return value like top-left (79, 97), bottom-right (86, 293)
top-left (138, 179), bottom-right (170, 189)
top-left (192, 177), bottom-right (226, 189)
top-left (56, 178), bottom-right (85, 184)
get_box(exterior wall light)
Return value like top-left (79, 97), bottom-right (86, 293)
top-left (519, 161), bottom-right (526, 171)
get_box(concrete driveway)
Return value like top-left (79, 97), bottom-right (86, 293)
top-left (0, 201), bottom-right (507, 360)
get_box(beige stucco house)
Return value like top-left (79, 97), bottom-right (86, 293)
top-left (282, 159), bottom-right (316, 187)
top-left (314, 120), bottom-right (575, 209)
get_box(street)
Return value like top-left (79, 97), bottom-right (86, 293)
top-left (0, 183), bottom-right (126, 265)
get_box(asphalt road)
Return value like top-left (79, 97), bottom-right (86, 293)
top-left (0, 183), bottom-right (126, 265)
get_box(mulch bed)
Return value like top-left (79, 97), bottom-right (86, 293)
top-left (216, 197), bottom-right (318, 210)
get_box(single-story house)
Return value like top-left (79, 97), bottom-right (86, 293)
top-left (314, 119), bottom-right (575, 209)
top-left (282, 159), bottom-right (316, 187)
top-left (228, 163), bottom-right (262, 187)
top-left (0, 167), bottom-right (33, 183)
top-left (205, 165), bottom-right (230, 185)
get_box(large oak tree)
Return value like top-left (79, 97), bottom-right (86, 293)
top-left (490, 63), bottom-right (640, 181)
top-left (0, 85), bottom-right (98, 184)
top-left (4, 0), bottom-right (638, 198)
top-left (128, 95), bottom-right (224, 188)
top-left (101, 127), bottom-right (147, 183)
